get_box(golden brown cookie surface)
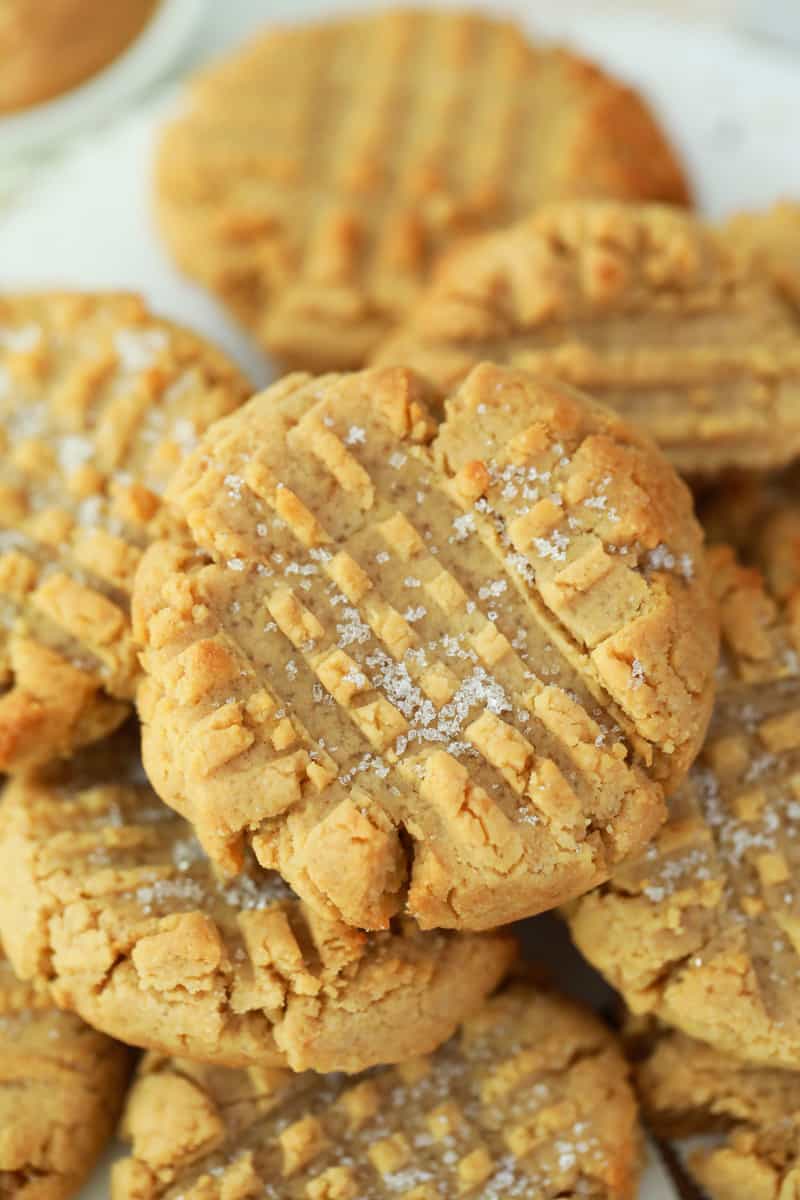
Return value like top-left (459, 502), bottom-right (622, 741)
top-left (134, 363), bottom-right (716, 932)
top-left (0, 292), bottom-right (250, 771)
top-left (155, 9), bottom-right (689, 372)
top-left (374, 203), bottom-right (800, 476)
top-left (722, 201), bottom-right (800, 312)
top-left (568, 506), bottom-right (800, 1067)
top-left (697, 464), bottom-right (800, 594)
top-left (635, 1024), bottom-right (800, 1200)
top-left (0, 944), bottom-right (131, 1200)
top-left (0, 726), bottom-right (514, 1073)
top-left (112, 979), bottom-right (641, 1200)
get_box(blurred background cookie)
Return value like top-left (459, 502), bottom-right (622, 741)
top-left (0, 724), bottom-right (514, 1073)
top-left (154, 8), bottom-right (690, 373)
top-left (112, 977), bottom-right (642, 1200)
top-left (134, 363), bottom-right (716, 932)
top-left (0, 945), bottom-right (131, 1199)
top-left (375, 201), bottom-right (800, 477)
top-left (0, 0), bottom-right (159, 114)
top-left (0, 292), bottom-right (249, 771)
top-left (634, 1021), bottom-right (800, 1200)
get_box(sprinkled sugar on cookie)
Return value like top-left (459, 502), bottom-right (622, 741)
top-left (0, 726), bottom-right (514, 1073)
top-left (155, 9), bottom-right (689, 372)
top-left (134, 363), bottom-right (717, 931)
top-left (0, 292), bottom-right (250, 771)
top-left (112, 979), bottom-right (641, 1200)
top-left (568, 502), bottom-right (800, 1068)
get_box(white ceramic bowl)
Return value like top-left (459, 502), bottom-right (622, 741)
top-left (0, 0), bottom-right (207, 161)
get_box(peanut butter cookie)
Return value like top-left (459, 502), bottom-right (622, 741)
top-left (567, 512), bottom-right (800, 1067)
top-left (0, 726), bottom-right (514, 1073)
top-left (635, 1023), bottom-right (800, 1200)
top-left (375, 202), bottom-right (800, 476)
top-left (0, 292), bottom-right (249, 771)
top-left (112, 979), bottom-right (641, 1200)
top-left (134, 363), bottom-right (717, 932)
top-left (155, 9), bottom-right (690, 373)
top-left (723, 201), bottom-right (800, 312)
top-left (698, 467), bottom-right (800, 605)
top-left (0, 944), bottom-right (131, 1200)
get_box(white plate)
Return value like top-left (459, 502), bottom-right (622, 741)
top-left (0, 4), bottom-right (796, 1196)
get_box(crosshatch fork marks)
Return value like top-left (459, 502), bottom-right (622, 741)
top-left (155, 8), bottom-right (690, 372)
top-left (135, 363), bottom-right (717, 931)
top-left (374, 202), bottom-right (800, 476)
top-left (113, 979), bottom-right (642, 1200)
top-left (0, 291), bottom-right (250, 771)
top-left (0, 725), bottom-right (514, 1074)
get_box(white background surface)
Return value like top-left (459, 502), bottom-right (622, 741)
top-left (1, 2), bottom-right (798, 1196)
top-left (3, 0), bottom-right (800, 390)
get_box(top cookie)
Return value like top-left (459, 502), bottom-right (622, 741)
top-left (0, 292), bottom-right (250, 771)
top-left (155, 9), bottom-right (690, 373)
top-left (374, 202), bottom-right (800, 476)
top-left (134, 363), bottom-right (716, 932)
top-left (0, 945), bottom-right (131, 1200)
top-left (567, 506), bottom-right (800, 1068)
top-left (113, 978), bottom-right (642, 1200)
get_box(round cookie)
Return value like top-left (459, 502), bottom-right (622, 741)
top-left (374, 202), bottom-right (800, 476)
top-left (134, 362), bottom-right (717, 932)
top-left (0, 726), bottom-right (514, 1074)
top-left (0, 0), bottom-right (157, 114)
top-left (155, 9), bottom-right (690, 373)
top-left (0, 945), bottom-right (131, 1200)
top-left (634, 1024), bottom-right (800, 1200)
top-left (112, 979), bottom-right (642, 1200)
top-left (567, 525), bottom-right (800, 1068)
top-left (0, 292), bottom-right (250, 771)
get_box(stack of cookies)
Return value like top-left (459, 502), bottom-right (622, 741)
top-left (1, 10), bottom-right (799, 1200)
